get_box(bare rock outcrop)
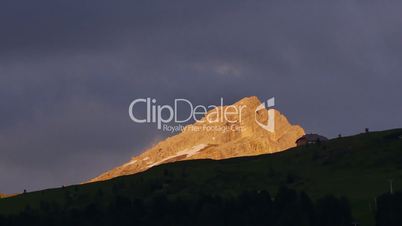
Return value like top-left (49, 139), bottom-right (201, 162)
top-left (89, 96), bottom-right (304, 182)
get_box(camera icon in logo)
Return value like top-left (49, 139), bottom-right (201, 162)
top-left (255, 97), bottom-right (275, 132)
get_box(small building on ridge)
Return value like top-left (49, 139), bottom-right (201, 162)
top-left (296, 134), bottom-right (328, 146)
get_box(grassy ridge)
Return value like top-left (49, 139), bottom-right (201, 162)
top-left (1, 129), bottom-right (402, 225)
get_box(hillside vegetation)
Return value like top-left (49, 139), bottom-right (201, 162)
top-left (1, 129), bottom-right (402, 226)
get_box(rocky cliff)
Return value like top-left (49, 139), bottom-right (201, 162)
top-left (89, 96), bottom-right (304, 182)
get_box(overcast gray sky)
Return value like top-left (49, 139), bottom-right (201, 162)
top-left (1, 0), bottom-right (402, 193)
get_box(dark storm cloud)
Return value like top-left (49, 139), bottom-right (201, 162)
top-left (1, 0), bottom-right (402, 193)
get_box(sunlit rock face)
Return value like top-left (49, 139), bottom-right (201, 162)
top-left (0, 193), bottom-right (15, 198)
top-left (88, 96), bottom-right (305, 183)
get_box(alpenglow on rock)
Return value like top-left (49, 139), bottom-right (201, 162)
top-left (88, 96), bottom-right (305, 182)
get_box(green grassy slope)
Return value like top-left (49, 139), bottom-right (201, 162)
top-left (1, 129), bottom-right (402, 225)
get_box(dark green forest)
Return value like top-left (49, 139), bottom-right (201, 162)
top-left (0, 187), bottom-right (353, 226)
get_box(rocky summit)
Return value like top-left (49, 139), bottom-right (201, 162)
top-left (89, 96), bottom-right (305, 182)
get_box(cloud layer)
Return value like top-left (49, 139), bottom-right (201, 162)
top-left (1, 0), bottom-right (402, 193)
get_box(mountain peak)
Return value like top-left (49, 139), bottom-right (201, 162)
top-left (88, 97), bottom-right (304, 183)
top-left (233, 96), bottom-right (261, 106)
